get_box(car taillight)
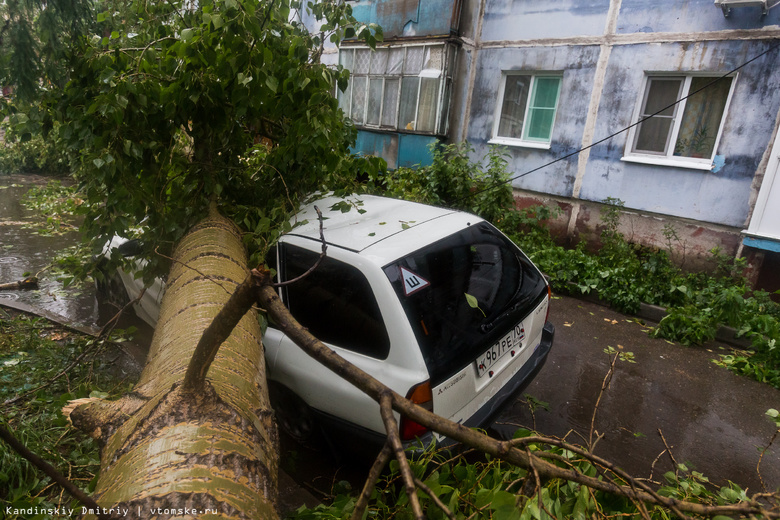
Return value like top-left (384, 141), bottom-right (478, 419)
top-left (545, 284), bottom-right (552, 323)
top-left (399, 381), bottom-right (433, 441)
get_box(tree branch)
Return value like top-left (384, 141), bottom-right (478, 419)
top-left (272, 206), bottom-right (326, 288)
top-left (0, 423), bottom-right (112, 520)
top-left (351, 442), bottom-right (393, 520)
top-left (181, 271), bottom-right (264, 393)
top-left (379, 392), bottom-right (424, 520)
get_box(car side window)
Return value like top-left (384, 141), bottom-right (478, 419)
top-left (280, 244), bottom-right (391, 359)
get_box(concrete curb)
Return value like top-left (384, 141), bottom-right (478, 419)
top-left (561, 284), bottom-right (753, 350)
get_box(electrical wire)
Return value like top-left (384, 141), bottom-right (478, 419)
top-left (467, 38), bottom-right (780, 201)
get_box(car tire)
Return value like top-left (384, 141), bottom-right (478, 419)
top-left (268, 382), bottom-right (317, 444)
top-left (94, 258), bottom-right (130, 309)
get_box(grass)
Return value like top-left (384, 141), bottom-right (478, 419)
top-left (0, 309), bottom-right (134, 518)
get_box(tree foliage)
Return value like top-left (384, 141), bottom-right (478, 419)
top-left (0, 0), bottom-right (94, 103)
top-left (6, 0), bottom-right (384, 279)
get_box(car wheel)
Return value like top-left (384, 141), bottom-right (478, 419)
top-left (268, 383), bottom-right (316, 443)
top-left (94, 258), bottom-right (130, 309)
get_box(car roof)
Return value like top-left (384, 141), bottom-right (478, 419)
top-left (285, 194), bottom-right (482, 264)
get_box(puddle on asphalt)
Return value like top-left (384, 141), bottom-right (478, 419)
top-left (0, 174), bottom-right (103, 327)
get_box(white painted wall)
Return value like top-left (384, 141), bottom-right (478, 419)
top-left (746, 130), bottom-right (780, 240)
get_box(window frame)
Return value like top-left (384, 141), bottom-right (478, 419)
top-left (489, 71), bottom-right (563, 150)
top-left (278, 243), bottom-right (391, 359)
top-left (337, 42), bottom-right (456, 136)
top-left (622, 72), bottom-right (737, 171)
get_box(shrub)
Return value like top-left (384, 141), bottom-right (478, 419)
top-left (0, 124), bottom-right (70, 175)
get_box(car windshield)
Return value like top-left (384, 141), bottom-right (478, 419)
top-left (383, 222), bottom-right (546, 385)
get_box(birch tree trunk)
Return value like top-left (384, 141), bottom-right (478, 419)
top-left (70, 210), bottom-right (279, 519)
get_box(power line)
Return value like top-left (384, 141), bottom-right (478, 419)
top-left (468, 38), bottom-right (780, 200)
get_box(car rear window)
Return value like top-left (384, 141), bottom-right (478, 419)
top-left (383, 222), bottom-right (547, 385)
top-left (280, 244), bottom-right (391, 359)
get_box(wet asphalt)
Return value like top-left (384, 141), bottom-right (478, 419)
top-left (491, 293), bottom-right (780, 493)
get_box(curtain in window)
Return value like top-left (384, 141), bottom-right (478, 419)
top-left (339, 44), bottom-right (451, 135)
top-left (371, 48), bottom-right (388, 75)
top-left (634, 78), bottom-right (682, 154)
top-left (417, 78), bottom-right (440, 133)
top-left (351, 76), bottom-right (366, 125)
top-left (387, 48), bottom-right (404, 75)
top-left (366, 78), bottom-right (383, 126)
top-left (354, 49), bottom-right (371, 74)
top-left (674, 77), bottom-right (732, 158)
top-left (337, 81), bottom-right (352, 115)
top-left (497, 75), bottom-right (531, 139)
top-left (405, 47), bottom-right (424, 75)
top-left (399, 77), bottom-right (419, 130)
top-left (382, 78), bottom-right (399, 128)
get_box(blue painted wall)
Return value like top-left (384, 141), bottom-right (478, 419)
top-left (353, 130), bottom-right (440, 169)
top-left (617, 0), bottom-right (780, 33)
top-left (464, 0), bottom-right (780, 228)
top-left (579, 40), bottom-right (780, 226)
top-left (481, 0), bottom-right (610, 41)
top-left (467, 45), bottom-right (602, 197)
top-left (398, 134), bottom-right (440, 167)
top-left (349, 0), bottom-right (460, 38)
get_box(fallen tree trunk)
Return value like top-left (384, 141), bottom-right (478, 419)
top-left (69, 210), bottom-right (279, 519)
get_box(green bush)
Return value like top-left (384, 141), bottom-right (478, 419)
top-left (371, 142), bottom-right (517, 228)
top-left (0, 125), bottom-right (70, 175)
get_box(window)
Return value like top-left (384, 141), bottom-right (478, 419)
top-left (280, 244), bottom-right (391, 359)
top-left (337, 43), bottom-right (455, 135)
top-left (625, 74), bottom-right (735, 168)
top-left (490, 73), bottom-right (562, 149)
top-left (382, 222), bottom-right (547, 385)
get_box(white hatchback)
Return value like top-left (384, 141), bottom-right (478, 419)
top-left (102, 195), bottom-right (555, 447)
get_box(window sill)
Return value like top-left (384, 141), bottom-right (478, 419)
top-left (621, 155), bottom-right (714, 171)
top-left (356, 126), bottom-right (445, 138)
top-left (488, 138), bottom-right (551, 150)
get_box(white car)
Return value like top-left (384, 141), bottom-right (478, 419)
top-left (102, 195), bottom-right (555, 448)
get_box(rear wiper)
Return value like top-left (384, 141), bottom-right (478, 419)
top-left (479, 300), bottom-right (523, 333)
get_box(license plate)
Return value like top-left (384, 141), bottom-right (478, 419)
top-left (476, 322), bottom-right (525, 377)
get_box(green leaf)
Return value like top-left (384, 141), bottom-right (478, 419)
top-left (465, 293), bottom-right (479, 309)
top-left (181, 28), bottom-right (194, 41)
top-left (266, 76), bottom-right (279, 93)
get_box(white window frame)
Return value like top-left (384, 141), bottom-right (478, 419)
top-left (337, 42), bottom-right (455, 136)
top-left (622, 73), bottom-right (737, 171)
top-left (489, 72), bottom-right (563, 150)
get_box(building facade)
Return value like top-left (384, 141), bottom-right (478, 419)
top-left (303, 0), bottom-right (780, 289)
